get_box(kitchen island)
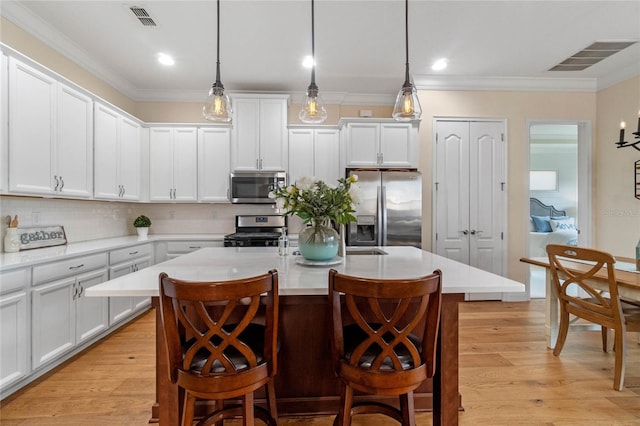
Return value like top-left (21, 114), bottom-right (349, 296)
top-left (87, 246), bottom-right (524, 426)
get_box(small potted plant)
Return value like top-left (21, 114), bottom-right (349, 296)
top-left (133, 215), bottom-right (152, 238)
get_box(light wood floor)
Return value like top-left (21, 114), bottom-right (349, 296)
top-left (2, 300), bottom-right (639, 425)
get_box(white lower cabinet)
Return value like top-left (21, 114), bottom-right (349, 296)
top-left (108, 243), bottom-right (154, 325)
top-left (0, 268), bottom-right (30, 392)
top-left (31, 265), bottom-right (108, 370)
top-left (1, 242), bottom-right (159, 399)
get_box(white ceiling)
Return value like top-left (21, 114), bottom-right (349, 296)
top-left (2, 1), bottom-right (639, 105)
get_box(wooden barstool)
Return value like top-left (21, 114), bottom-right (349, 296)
top-left (328, 269), bottom-right (442, 426)
top-left (159, 270), bottom-right (279, 425)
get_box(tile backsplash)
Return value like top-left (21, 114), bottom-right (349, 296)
top-left (0, 196), bottom-right (296, 245)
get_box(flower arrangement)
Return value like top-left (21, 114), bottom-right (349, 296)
top-left (269, 175), bottom-right (360, 226)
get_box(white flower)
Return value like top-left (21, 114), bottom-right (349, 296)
top-left (296, 176), bottom-right (316, 191)
top-left (349, 174), bottom-right (358, 183)
top-left (349, 184), bottom-right (362, 205)
top-left (275, 198), bottom-right (285, 209)
top-left (268, 191), bottom-right (276, 199)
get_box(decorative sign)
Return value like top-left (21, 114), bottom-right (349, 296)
top-left (18, 226), bottom-right (67, 250)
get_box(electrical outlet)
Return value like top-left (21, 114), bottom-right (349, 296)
top-left (32, 212), bottom-right (40, 225)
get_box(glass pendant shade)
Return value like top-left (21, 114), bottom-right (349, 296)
top-left (393, 0), bottom-right (421, 121)
top-left (203, 0), bottom-right (232, 123)
top-left (299, 85), bottom-right (327, 124)
top-left (299, 0), bottom-right (327, 124)
top-left (392, 83), bottom-right (421, 121)
top-left (203, 84), bottom-right (232, 122)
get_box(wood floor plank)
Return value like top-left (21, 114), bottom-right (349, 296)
top-left (1, 300), bottom-right (639, 425)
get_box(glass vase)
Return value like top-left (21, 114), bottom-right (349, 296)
top-left (298, 220), bottom-right (339, 261)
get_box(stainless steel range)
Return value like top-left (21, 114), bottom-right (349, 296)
top-left (223, 215), bottom-right (286, 247)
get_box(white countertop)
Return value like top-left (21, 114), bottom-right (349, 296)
top-left (86, 246), bottom-right (524, 297)
top-left (0, 234), bottom-right (226, 271)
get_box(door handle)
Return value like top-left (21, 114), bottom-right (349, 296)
top-left (461, 230), bottom-right (469, 235)
top-left (470, 230), bottom-right (483, 235)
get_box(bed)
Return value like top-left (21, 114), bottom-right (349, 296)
top-left (529, 198), bottom-right (578, 258)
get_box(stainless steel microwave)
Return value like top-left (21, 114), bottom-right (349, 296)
top-left (229, 171), bottom-right (287, 204)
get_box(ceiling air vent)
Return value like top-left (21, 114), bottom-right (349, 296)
top-left (129, 6), bottom-right (157, 27)
top-left (549, 41), bottom-right (637, 71)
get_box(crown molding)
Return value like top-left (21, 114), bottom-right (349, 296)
top-left (414, 75), bottom-right (599, 92)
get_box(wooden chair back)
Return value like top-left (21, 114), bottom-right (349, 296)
top-left (159, 270), bottom-right (279, 423)
top-left (546, 244), bottom-right (623, 329)
top-left (329, 269), bottom-right (442, 395)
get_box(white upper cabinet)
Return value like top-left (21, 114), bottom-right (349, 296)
top-left (198, 126), bottom-right (231, 202)
top-left (56, 84), bottom-right (93, 197)
top-left (288, 126), bottom-right (340, 185)
top-left (7, 57), bottom-right (93, 197)
top-left (231, 95), bottom-right (288, 172)
top-left (94, 103), bottom-right (141, 201)
top-left (341, 118), bottom-right (419, 168)
top-left (149, 127), bottom-right (198, 202)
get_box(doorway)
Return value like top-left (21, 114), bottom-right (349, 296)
top-left (527, 121), bottom-right (592, 298)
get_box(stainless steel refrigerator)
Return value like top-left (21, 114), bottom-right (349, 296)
top-left (347, 169), bottom-right (422, 248)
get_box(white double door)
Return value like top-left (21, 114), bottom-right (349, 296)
top-left (434, 120), bottom-right (506, 300)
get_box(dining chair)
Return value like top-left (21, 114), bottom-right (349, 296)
top-left (546, 244), bottom-right (640, 391)
top-left (159, 270), bottom-right (279, 425)
top-left (328, 268), bottom-right (442, 426)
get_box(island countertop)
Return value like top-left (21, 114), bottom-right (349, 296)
top-left (86, 246), bottom-right (524, 297)
top-left (86, 245), bottom-right (523, 425)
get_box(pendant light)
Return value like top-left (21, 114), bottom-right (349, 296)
top-left (392, 0), bottom-right (421, 121)
top-left (203, 0), bottom-right (232, 123)
top-left (299, 0), bottom-right (327, 124)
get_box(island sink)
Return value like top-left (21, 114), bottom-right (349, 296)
top-left (345, 247), bottom-right (388, 255)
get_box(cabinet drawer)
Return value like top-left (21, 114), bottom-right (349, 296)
top-left (166, 241), bottom-right (221, 254)
top-left (109, 244), bottom-right (153, 265)
top-left (32, 253), bottom-right (107, 286)
top-left (0, 268), bottom-right (31, 295)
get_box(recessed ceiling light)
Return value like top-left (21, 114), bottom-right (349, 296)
top-left (157, 53), bottom-right (175, 66)
top-left (431, 58), bottom-right (448, 71)
top-left (302, 55), bottom-right (315, 68)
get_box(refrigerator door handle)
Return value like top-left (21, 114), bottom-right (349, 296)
top-left (379, 185), bottom-right (387, 246)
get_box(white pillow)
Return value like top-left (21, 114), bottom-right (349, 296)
top-left (550, 217), bottom-right (576, 232)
